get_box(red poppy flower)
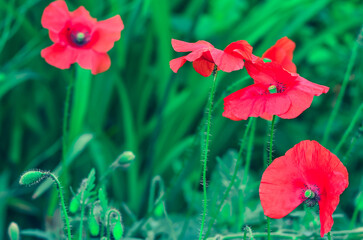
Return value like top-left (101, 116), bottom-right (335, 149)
top-left (259, 140), bottom-right (349, 237)
top-left (41, 0), bottom-right (124, 74)
top-left (222, 62), bottom-right (329, 120)
top-left (169, 39), bottom-right (252, 77)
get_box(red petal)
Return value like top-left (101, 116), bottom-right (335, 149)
top-left (171, 39), bottom-right (214, 52)
top-left (192, 58), bottom-right (214, 77)
top-left (76, 50), bottom-right (111, 74)
top-left (223, 84), bottom-right (291, 120)
top-left (319, 195), bottom-right (340, 237)
top-left (295, 75), bottom-right (329, 96)
top-left (262, 37), bottom-right (297, 73)
top-left (224, 40), bottom-right (253, 61)
top-left (92, 15), bottom-right (124, 53)
top-left (41, 0), bottom-right (70, 33)
top-left (41, 44), bottom-right (77, 69)
top-left (278, 88), bottom-right (314, 119)
top-left (259, 154), bottom-right (305, 218)
top-left (210, 48), bottom-right (245, 72)
top-left (169, 57), bottom-right (187, 73)
top-left (70, 6), bottom-right (97, 23)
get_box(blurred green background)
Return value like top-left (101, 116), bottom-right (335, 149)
top-left (0, 0), bottom-right (362, 239)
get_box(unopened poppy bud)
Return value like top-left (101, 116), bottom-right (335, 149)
top-left (19, 170), bottom-right (47, 186)
top-left (304, 189), bottom-right (315, 199)
top-left (112, 221), bottom-right (123, 240)
top-left (69, 197), bottom-right (80, 213)
top-left (88, 215), bottom-right (99, 236)
top-left (8, 222), bottom-right (20, 240)
top-left (268, 85), bottom-right (277, 94)
top-left (111, 151), bottom-right (135, 169)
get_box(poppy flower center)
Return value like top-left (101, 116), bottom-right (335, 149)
top-left (70, 30), bottom-right (91, 46)
top-left (268, 85), bottom-right (277, 94)
top-left (302, 186), bottom-right (320, 207)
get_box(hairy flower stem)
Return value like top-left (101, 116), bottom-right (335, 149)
top-left (106, 209), bottom-right (122, 240)
top-left (323, 26), bottom-right (363, 145)
top-left (79, 192), bottom-right (86, 240)
top-left (266, 115), bottom-right (277, 240)
top-left (328, 232), bottom-right (332, 240)
top-left (203, 118), bottom-right (254, 239)
top-left (47, 173), bottom-right (72, 239)
top-left (199, 66), bottom-right (218, 240)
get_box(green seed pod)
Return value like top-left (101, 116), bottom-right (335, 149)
top-left (19, 170), bottom-right (46, 186)
top-left (153, 202), bottom-right (163, 217)
top-left (112, 221), bottom-right (123, 240)
top-left (8, 222), bottom-right (20, 240)
top-left (69, 197), bottom-right (80, 213)
top-left (88, 215), bottom-right (99, 236)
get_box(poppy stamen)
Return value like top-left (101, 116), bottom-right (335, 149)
top-left (268, 85), bottom-right (277, 94)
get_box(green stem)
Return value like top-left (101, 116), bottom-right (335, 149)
top-left (62, 76), bottom-right (74, 173)
top-left (106, 209), bottom-right (122, 240)
top-left (47, 173), bottom-right (72, 240)
top-left (204, 118), bottom-right (254, 239)
top-left (349, 207), bottom-right (359, 230)
top-left (323, 26), bottom-right (363, 145)
top-left (334, 103), bottom-right (363, 153)
top-left (199, 66), bottom-right (218, 240)
top-left (328, 232), bottom-right (332, 240)
top-left (79, 192), bottom-right (85, 240)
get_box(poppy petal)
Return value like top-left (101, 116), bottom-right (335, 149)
top-left (224, 40), bottom-right (253, 61)
top-left (319, 195), bottom-right (340, 237)
top-left (210, 48), bottom-right (245, 72)
top-left (278, 89), bottom-right (314, 119)
top-left (41, 44), bottom-right (77, 69)
top-left (77, 50), bottom-right (111, 74)
top-left (41, 0), bottom-right (70, 33)
top-left (171, 39), bottom-right (213, 52)
top-left (262, 37), bottom-right (296, 73)
top-left (192, 58), bottom-right (214, 77)
top-left (295, 76), bottom-right (329, 96)
top-left (92, 15), bottom-right (124, 53)
top-left (170, 57), bottom-right (187, 73)
top-left (70, 6), bottom-right (97, 23)
top-left (259, 154), bottom-right (305, 218)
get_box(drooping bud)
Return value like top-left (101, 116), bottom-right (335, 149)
top-left (19, 170), bottom-right (47, 186)
top-left (69, 197), bottom-right (80, 213)
top-left (112, 221), bottom-right (123, 240)
top-left (111, 151), bottom-right (135, 169)
top-left (268, 85), bottom-right (277, 94)
top-left (8, 222), bottom-right (20, 240)
top-left (88, 214), bottom-right (100, 236)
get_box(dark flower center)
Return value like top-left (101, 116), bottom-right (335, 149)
top-left (302, 185), bottom-right (320, 207)
top-left (70, 30), bottom-right (91, 46)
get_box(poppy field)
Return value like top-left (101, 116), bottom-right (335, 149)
top-left (1, 0), bottom-right (363, 239)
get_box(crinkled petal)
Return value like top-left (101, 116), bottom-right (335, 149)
top-left (192, 58), bottom-right (214, 77)
top-left (92, 15), bottom-right (124, 53)
top-left (295, 75), bottom-right (329, 96)
top-left (184, 49), bottom-right (206, 62)
top-left (319, 193), bottom-right (340, 237)
top-left (262, 37), bottom-right (296, 73)
top-left (223, 84), bottom-right (291, 120)
top-left (169, 56), bottom-right (187, 73)
top-left (171, 39), bottom-right (214, 52)
top-left (41, 0), bottom-right (70, 33)
top-left (76, 50), bottom-right (111, 74)
top-left (259, 154), bottom-right (305, 218)
top-left (278, 88), bottom-right (314, 119)
top-left (70, 6), bottom-right (97, 22)
top-left (225, 40), bottom-right (253, 61)
top-left (210, 48), bottom-right (245, 72)
top-left (41, 44), bottom-right (77, 69)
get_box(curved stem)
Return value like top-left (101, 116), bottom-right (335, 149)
top-left (323, 26), bottom-right (363, 145)
top-left (199, 66), bottom-right (218, 240)
top-left (47, 173), bottom-right (72, 240)
top-left (106, 209), bottom-right (122, 240)
top-left (204, 118), bottom-right (254, 239)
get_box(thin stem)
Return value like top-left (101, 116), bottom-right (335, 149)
top-left (47, 173), bottom-right (72, 240)
top-left (204, 118), bottom-right (254, 239)
top-left (79, 192), bottom-right (85, 240)
top-left (106, 209), bottom-right (122, 240)
top-left (323, 26), bottom-right (363, 145)
top-left (199, 66), bottom-right (218, 240)
top-left (349, 207), bottom-right (359, 229)
top-left (328, 232), bottom-right (332, 240)
top-left (334, 103), bottom-right (363, 153)
top-left (62, 77), bottom-right (74, 165)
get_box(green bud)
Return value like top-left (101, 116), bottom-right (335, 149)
top-left (19, 170), bottom-right (46, 186)
top-left (153, 202), bottom-right (164, 217)
top-left (69, 197), bottom-right (80, 213)
top-left (268, 85), bottom-right (277, 94)
top-left (8, 222), bottom-right (20, 240)
top-left (112, 221), bottom-right (123, 240)
top-left (112, 151), bottom-right (135, 169)
top-left (88, 215), bottom-right (99, 236)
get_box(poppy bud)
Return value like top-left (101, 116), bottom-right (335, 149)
top-left (19, 170), bottom-right (47, 186)
top-left (111, 151), bottom-right (135, 169)
top-left (88, 214), bottom-right (99, 236)
top-left (8, 222), bottom-right (20, 240)
top-left (112, 221), bottom-right (123, 240)
top-left (69, 197), bottom-right (80, 213)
